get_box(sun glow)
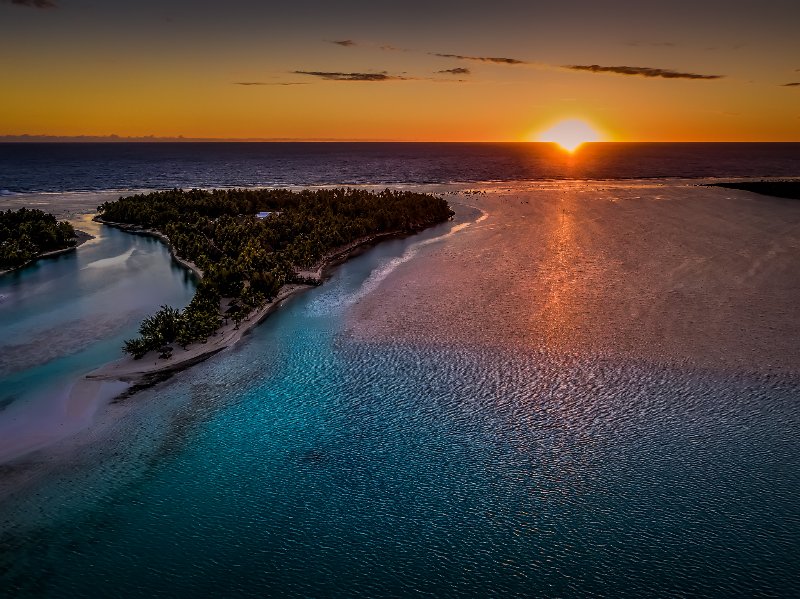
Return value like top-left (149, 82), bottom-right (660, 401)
top-left (536, 119), bottom-right (603, 152)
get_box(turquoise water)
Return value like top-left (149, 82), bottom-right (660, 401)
top-left (0, 223), bottom-right (196, 460)
top-left (1, 220), bottom-right (799, 597)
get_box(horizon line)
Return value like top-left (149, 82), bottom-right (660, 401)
top-left (2, 136), bottom-right (799, 144)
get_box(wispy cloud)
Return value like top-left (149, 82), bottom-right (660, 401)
top-left (782, 82), bottom-right (800, 87)
top-left (431, 53), bottom-right (527, 65)
top-left (294, 71), bottom-right (412, 81)
top-left (325, 40), bottom-right (523, 63)
top-left (379, 44), bottom-right (410, 52)
top-left (326, 39), bottom-right (412, 52)
top-left (293, 70), bottom-right (466, 84)
top-left (437, 67), bottom-right (471, 75)
top-left (234, 81), bottom-right (309, 86)
top-left (4, 0), bottom-right (57, 8)
top-left (626, 41), bottom-right (677, 48)
top-left (565, 64), bottom-right (723, 80)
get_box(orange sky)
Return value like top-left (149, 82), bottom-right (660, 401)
top-left (1, 0), bottom-right (798, 141)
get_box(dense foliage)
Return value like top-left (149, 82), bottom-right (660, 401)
top-left (712, 181), bottom-right (800, 200)
top-left (100, 187), bottom-right (454, 358)
top-left (0, 208), bottom-right (76, 270)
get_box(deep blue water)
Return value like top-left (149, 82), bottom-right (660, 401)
top-left (1, 218), bottom-right (798, 597)
top-left (1, 142), bottom-right (799, 193)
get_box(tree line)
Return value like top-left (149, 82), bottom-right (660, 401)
top-left (0, 208), bottom-right (76, 270)
top-left (97, 187), bottom-right (454, 358)
top-left (711, 181), bottom-right (800, 200)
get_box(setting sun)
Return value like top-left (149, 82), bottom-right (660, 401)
top-left (536, 119), bottom-right (604, 152)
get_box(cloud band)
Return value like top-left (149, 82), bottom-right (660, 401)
top-left (565, 64), bottom-right (722, 79)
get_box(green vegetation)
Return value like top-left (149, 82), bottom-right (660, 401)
top-left (99, 187), bottom-right (454, 359)
top-left (711, 181), bottom-right (800, 200)
top-left (0, 208), bottom-right (77, 271)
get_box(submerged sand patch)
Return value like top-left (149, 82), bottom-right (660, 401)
top-left (346, 181), bottom-right (800, 374)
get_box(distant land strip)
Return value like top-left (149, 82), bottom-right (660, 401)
top-left (710, 181), bottom-right (800, 200)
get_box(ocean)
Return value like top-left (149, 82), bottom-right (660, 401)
top-left (1, 142), bottom-right (799, 193)
top-left (0, 143), bottom-right (798, 597)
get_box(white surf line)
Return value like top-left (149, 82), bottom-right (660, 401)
top-left (457, 200), bottom-right (489, 226)
top-left (346, 206), bottom-right (490, 302)
top-left (307, 207), bottom-right (489, 315)
top-left (81, 247), bottom-right (135, 270)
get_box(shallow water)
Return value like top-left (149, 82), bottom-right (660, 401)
top-left (0, 223), bottom-right (195, 460)
top-left (1, 217), bottom-right (798, 597)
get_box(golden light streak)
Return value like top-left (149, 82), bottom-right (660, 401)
top-left (535, 119), bottom-right (604, 152)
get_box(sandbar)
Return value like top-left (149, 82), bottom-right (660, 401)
top-left (347, 180), bottom-right (800, 374)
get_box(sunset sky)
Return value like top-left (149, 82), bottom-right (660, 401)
top-left (1, 0), bottom-right (799, 141)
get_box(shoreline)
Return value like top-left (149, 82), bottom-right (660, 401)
top-left (0, 229), bottom-right (94, 277)
top-left (0, 216), bottom-right (446, 494)
top-left (0, 195), bottom-right (448, 470)
top-left (94, 217), bottom-right (204, 277)
top-left (349, 184), bottom-right (800, 375)
top-left (85, 221), bottom-right (422, 388)
top-left (3, 179), bottom-right (799, 509)
top-left (87, 282), bottom-right (310, 384)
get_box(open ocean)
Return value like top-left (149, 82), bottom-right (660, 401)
top-left (1, 142), bottom-right (799, 192)
top-left (1, 143), bottom-right (799, 597)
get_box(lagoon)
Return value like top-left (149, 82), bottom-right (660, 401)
top-left (0, 218), bottom-right (195, 462)
top-left (1, 200), bottom-right (798, 597)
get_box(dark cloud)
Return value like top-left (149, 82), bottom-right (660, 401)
top-left (437, 67), bottom-right (471, 75)
top-left (294, 71), bottom-right (411, 81)
top-left (329, 40), bottom-right (356, 47)
top-left (4, 0), bottom-right (57, 8)
top-left (782, 82), bottom-right (800, 87)
top-left (234, 82), bottom-right (309, 86)
top-left (565, 64), bottom-right (722, 79)
top-left (431, 53), bottom-right (527, 65)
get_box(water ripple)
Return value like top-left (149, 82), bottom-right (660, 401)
top-left (1, 230), bottom-right (798, 598)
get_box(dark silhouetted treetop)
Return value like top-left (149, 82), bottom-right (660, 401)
top-left (710, 181), bottom-right (800, 200)
top-left (102, 187), bottom-right (454, 358)
top-left (0, 207), bottom-right (77, 270)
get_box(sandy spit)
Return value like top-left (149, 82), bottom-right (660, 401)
top-left (88, 221), bottom-right (416, 385)
top-left (0, 227), bottom-right (412, 500)
top-left (88, 282), bottom-right (309, 383)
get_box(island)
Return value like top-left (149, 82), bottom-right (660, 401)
top-left (710, 181), bottom-right (800, 200)
top-left (92, 187), bottom-right (454, 380)
top-left (0, 207), bottom-right (87, 273)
